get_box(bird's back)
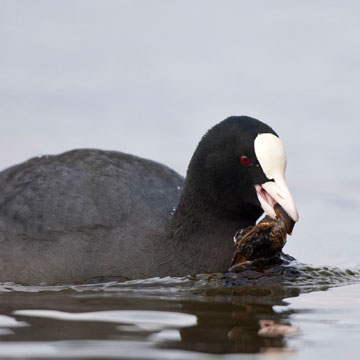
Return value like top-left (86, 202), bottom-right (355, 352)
top-left (0, 149), bottom-right (184, 283)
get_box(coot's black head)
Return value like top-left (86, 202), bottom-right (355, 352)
top-left (184, 116), bottom-right (298, 223)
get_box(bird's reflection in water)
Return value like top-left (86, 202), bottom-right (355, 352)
top-left (158, 254), bottom-right (356, 354)
top-left (176, 301), bottom-right (292, 354)
top-left (1, 254), bottom-right (359, 356)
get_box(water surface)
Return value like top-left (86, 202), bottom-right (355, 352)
top-left (1, 260), bottom-right (360, 359)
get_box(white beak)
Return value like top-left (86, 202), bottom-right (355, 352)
top-left (254, 133), bottom-right (299, 222)
top-left (255, 178), bottom-right (299, 222)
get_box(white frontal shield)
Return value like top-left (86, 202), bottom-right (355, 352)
top-left (254, 133), bottom-right (299, 222)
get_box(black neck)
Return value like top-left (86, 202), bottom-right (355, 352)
top-left (150, 180), bottom-right (262, 277)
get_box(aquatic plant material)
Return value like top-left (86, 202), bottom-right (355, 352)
top-left (229, 204), bottom-right (295, 272)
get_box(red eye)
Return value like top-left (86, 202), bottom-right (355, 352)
top-left (240, 155), bottom-right (251, 166)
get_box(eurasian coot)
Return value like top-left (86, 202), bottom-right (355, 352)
top-left (0, 116), bottom-right (298, 284)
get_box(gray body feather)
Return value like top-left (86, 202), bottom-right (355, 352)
top-left (0, 150), bottom-right (184, 283)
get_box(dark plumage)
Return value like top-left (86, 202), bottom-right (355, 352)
top-left (0, 116), bottom-right (278, 284)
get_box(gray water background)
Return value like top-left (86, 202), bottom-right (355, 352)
top-left (1, 1), bottom-right (360, 359)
